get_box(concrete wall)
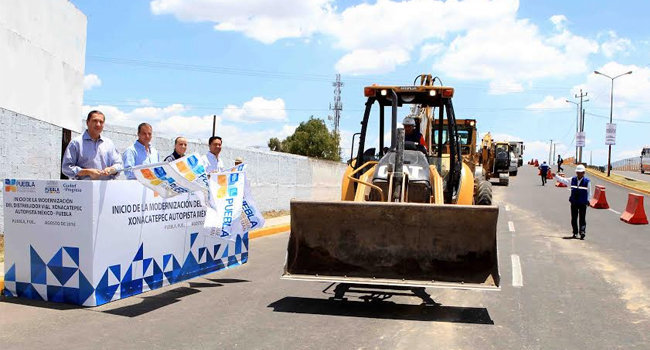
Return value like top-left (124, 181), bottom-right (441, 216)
top-left (0, 0), bottom-right (86, 132)
top-left (0, 108), bottom-right (348, 232)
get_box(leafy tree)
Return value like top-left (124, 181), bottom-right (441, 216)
top-left (268, 116), bottom-right (341, 161)
top-left (267, 137), bottom-right (283, 152)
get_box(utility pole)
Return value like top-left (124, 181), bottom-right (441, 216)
top-left (329, 74), bottom-right (343, 135)
top-left (548, 139), bottom-right (553, 165)
top-left (552, 143), bottom-right (556, 165)
top-left (594, 70), bottom-right (633, 176)
top-left (575, 89), bottom-right (588, 163)
top-left (212, 115), bottom-right (216, 137)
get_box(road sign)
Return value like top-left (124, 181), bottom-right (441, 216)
top-left (576, 132), bottom-right (586, 147)
top-left (606, 123), bottom-right (616, 145)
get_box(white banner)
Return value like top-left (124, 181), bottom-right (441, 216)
top-left (3, 179), bottom-right (249, 306)
top-left (132, 154), bottom-right (209, 198)
top-left (605, 123), bottom-right (616, 145)
top-left (204, 171), bottom-right (246, 237)
top-left (576, 132), bottom-right (586, 147)
top-left (204, 164), bottom-right (265, 239)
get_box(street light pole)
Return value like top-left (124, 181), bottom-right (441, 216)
top-left (594, 70), bottom-right (633, 177)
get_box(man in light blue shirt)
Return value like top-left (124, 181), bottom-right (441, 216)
top-left (62, 110), bottom-right (123, 180)
top-left (123, 123), bottom-right (160, 179)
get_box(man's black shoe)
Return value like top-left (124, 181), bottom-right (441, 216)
top-left (580, 233), bottom-right (585, 240)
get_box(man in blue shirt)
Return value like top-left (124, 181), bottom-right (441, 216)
top-left (62, 110), bottom-right (123, 180)
top-left (555, 165), bottom-right (592, 240)
top-left (538, 161), bottom-right (550, 186)
top-left (123, 123), bottom-right (160, 179)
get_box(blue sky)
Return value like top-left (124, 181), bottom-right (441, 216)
top-left (72, 0), bottom-right (650, 165)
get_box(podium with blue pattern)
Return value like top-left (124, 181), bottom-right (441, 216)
top-left (2, 179), bottom-right (250, 307)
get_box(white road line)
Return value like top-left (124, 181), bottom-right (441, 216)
top-left (511, 254), bottom-right (523, 287)
top-left (508, 221), bottom-right (515, 232)
top-left (505, 205), bottom-right (510, 211)
top-left (608, 208), bottom-right (622, 215)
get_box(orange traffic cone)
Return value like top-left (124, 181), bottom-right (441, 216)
top-left (555, 172), bottom-right (567, 187)
top-left (534, 160), bottom-right (539, 167)
top-left (620, 193), bottom-right (648, 224)
top-left (589, 185), bottom-right (609, 209)
top-left (546, 171), bottom-right (554, 180)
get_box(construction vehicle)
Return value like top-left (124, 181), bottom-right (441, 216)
top-left (432, 117), bottom-right (492, 204)
top-left (282, 75), bottom-right (500, 300)
top-left (509, 141), bottom-right (525, 167)
top-left (479, 134), bottom-right (511, 186)
top-left (509, 150), bottom-right (518, 176)
top-left (641, 147), bottom-right (650, 174)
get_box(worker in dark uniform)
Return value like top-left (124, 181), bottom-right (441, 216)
top-left (538, 161), bottom-right (550, 186)
top-left (403, 116), bottom-right (427, 152)
top-left (555, 165), bottom-right (592, 239)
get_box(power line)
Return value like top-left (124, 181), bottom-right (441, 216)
top-left (585, 112), bottom-right (650, 124)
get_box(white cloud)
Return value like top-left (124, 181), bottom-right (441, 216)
top-left (435, 16), bottom-right (598, 92)
top-left (600, 31), bottom-right (633, 58)
top-left (83, 97), bottom-right (293, 148)
top-left (419, 43), bottom-right (444, 62)
top-left (83, 74), bottom-right (102, 91)
top-left (574, 62), bottom-right (650, 120)
top-left (550, 14), bottom-right (567, 31)
top-left (150, 0), bottom-right (333, 44)
top-left (335, 48), bottom-right (409, 75)
top-left (150, 0), bottom-right (604, 84)
top-left (221, 96), bottom-right (287, 122)
top-left (526, 95), bottom-right (572, 110)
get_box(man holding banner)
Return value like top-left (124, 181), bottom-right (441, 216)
top-left (204, 136), bottom-right (225, 173)
top-left (62, 110), bottom-right (123, 180)
top-left (123, 123), bottom-right (160, 179)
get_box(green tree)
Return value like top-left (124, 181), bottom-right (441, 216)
top-left (268, 116), bottom-right (341, 161)
top-left (267, 137), bottom-right (283, 152)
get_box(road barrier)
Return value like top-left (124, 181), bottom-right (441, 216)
top-left (589, 185), bottom-right (609, 209)
top-left (620, 193), bottom-right (648, 225)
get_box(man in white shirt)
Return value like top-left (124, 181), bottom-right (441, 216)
top-left (204, 136), bottom-right (224, 173)
top-left (123, 123), bottom-right (160, 179)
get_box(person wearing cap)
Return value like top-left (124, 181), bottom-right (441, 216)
top-left (403, 116), bottom-right (426, 151)
top-left (538, 161), bottom-right (550, 186)
top-left (555, 165), bottom-right (592, 240)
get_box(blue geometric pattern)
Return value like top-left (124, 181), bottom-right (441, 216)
top-left (2, 233), bottom-right (249, 306)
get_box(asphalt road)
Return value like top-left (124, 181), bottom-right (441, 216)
top-left (1, 165), bottom-right (649, 349)
top-left (613, 170), bottom-right (650, 183)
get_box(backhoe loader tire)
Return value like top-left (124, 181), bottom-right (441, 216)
top-left (476, 180), bottom-right (493, 205)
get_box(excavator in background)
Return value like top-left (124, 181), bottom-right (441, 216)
top-left (479, 133), bottom-right (511, 186)
top-left (432, 117), bottom-right (492, 204)
top-left (282, 74), bottom-right (500, 302)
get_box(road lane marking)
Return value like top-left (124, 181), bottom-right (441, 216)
top-left (511, 254), bottom-right (523, 287)
top-left (505, 205), bottom-right (510, 211)
top-left (508, 221), bottom-right (515, 232)
top-left (608, 208), bottom-right (622, 215)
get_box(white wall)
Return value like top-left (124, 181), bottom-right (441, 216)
top-left (0, 110), bottom-right (348, 232)
top-left (0, 0), bottom-right (86, 132)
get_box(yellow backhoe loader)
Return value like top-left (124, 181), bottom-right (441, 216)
top-left (282, 75), bottom-right (500, 301)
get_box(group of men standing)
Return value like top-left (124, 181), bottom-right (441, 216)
top-left (62, 110), bottom-right (229, 180)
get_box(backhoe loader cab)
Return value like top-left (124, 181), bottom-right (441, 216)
top-left (283, 76), bottom-right (500, 293)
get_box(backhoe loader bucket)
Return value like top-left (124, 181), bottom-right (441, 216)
top-left (282, 200), bottom-right (500, 290)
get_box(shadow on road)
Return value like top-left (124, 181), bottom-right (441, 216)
top-left (101, 286), bottom-right (201, 317)
top-left (0, 296), bottom-right (81, 310)
top-left (268, 296), bottom-right (494, 324)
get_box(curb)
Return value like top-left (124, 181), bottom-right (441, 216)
top-left (0, 223), bottom-right (291, 293)
top-left (585, 169), bottom-right (650, 196)
top-left (249, 224), bottom-right (290, 239)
